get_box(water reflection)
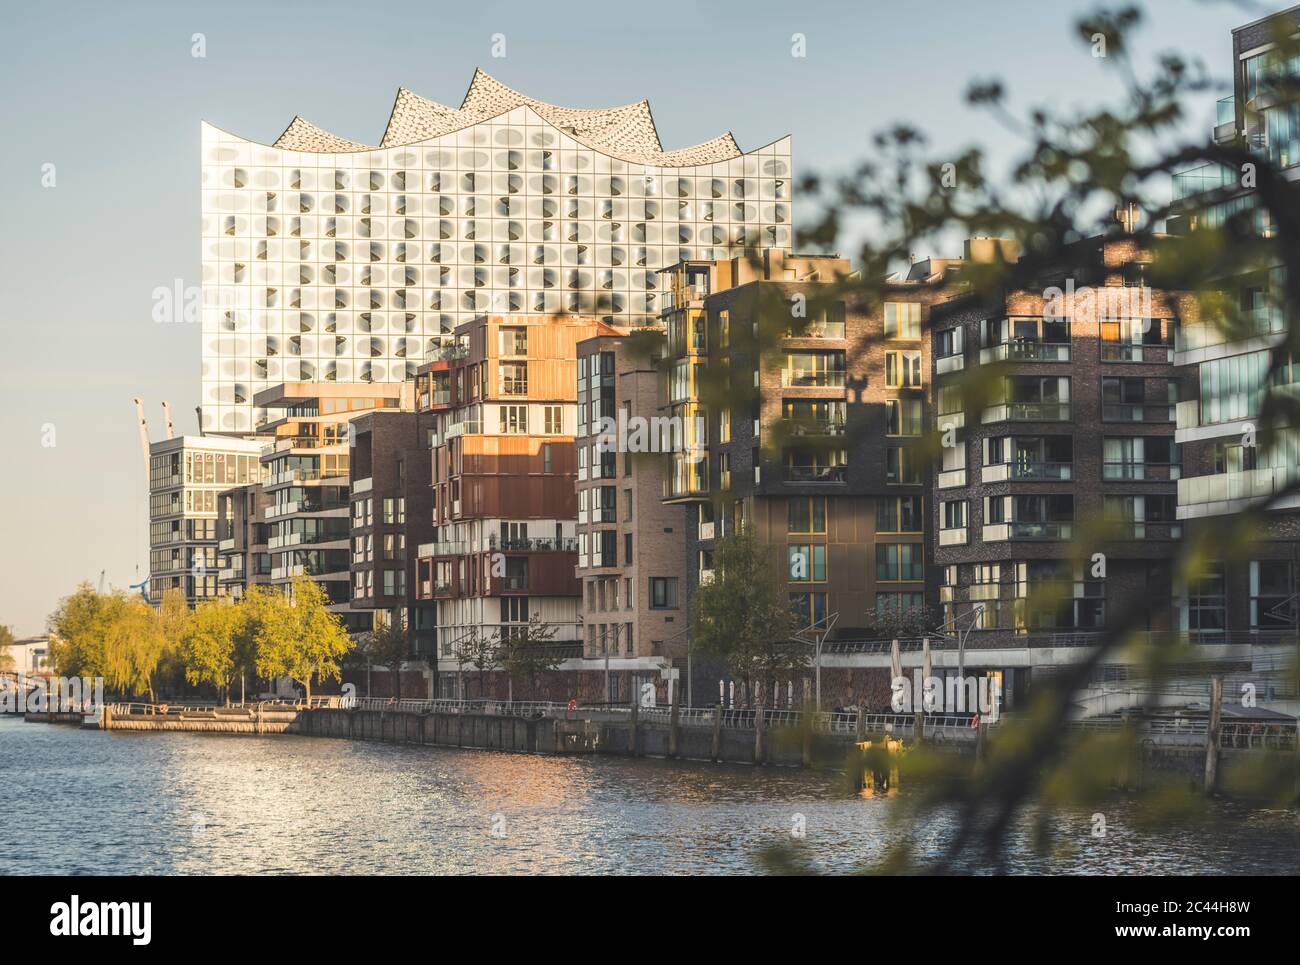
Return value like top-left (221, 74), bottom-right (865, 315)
top-left (1, 718), bottom-right (1296, 875)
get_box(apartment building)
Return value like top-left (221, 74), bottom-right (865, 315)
top-left (574, 326), bottom-right (690, 703)
top-left (347, 407), bottom-right (437, 657)
top-left (215, 382), bottom-right (408, 633)
top-left (415, 313), bottom-right (610, 695)
top-left (930, 235), bottom-right (1185, 674)
top-left (149, 434), bottom-right (264, 605)
top-left (1168, 6), bottom-right (1300, 644)
top-left (666, 250), bottom-right (958, 624)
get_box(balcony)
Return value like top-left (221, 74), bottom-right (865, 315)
top-left (980, 341), bottom-right (1071, 364)
top-left (787, 419), bottom-right (847, 437)
top-left (352, 477), bottom-right (373, 494)
top-left (785, 321), bottom-right (846, 340)
top-left (982, 461), bottom-right (1073, 483)
top-left (935, 410), bottom-right (965, 430)
top-left (1175, 307), bottom-right (1287, 361)
top-left (785, 465), bottom-right (847, 483)
top-left (1100, 343), bottom-right (1169, 364)
top-left (939, 527), bottom-right (968, 546)
top-left (983, 521), bottom-right (1074, 542)
top-left (487, 535), bottom-right (578, 552)
top-left (699, 520), bottom-right (715, 541)
top-left (936, 353), bottom-right (965, 375)
top-left (1108, 521), bottom-right (1183, 540)
top-left (1179, 465), bottom-right (1300, 518)
top-left (781, 371), bottom-right (846, 388)
top-left (1172, 162), bottom-right (1235, 202)
top-left (937, 468), bottom-right (968, 489)
top-left (1102, 462), bottom-right (1181, 481)
top-left (982, 402), bottom-right (1071, 424)
top-left (1102, 403), bottom-right (1174, 423)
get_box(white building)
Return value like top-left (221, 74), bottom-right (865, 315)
top-left (201, 69), bottom-right (793, 434)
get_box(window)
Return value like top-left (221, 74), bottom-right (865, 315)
top-left (499, 326), bottom-right (528, 357)
top-left (1252, 560), bottom-right (1296, 630)
top-left (936, 327), bottom-right (964, 359)
top-left (499, 405), bottom-right (528, 434)
top-left (787, 544), bottom-right (827, 582)
top-left (783, 351), bottom-right (845, 387)
top-left (886, 446), bottom-right (921, 484)
top-left (877, 496), bottom-right (922, 533)
top-left (790, 591), bottom-right (827, 627)
top-left (941, 500), bottom-right (967, 529)
top-left (885, 351), bottom-right (922, 388)
top-left (876, 591), bottom-right (925, 620)
top-left (543, 405), bottom-right (563, 435)
top-left (1187, 562), bottom-right (1226, 634)
top-left (500, 362), bottom-right (528, 395)
top-left (649, 577), bottom-right (679, 609)
top-left (884, 302), bottom-right (921, 339)
top-left (876, 543), bottom-right (923, 582)
top-left (787, 496), bottom-right (828, 534)
top-left (885, 398), bottom-right (923, 436)
top-left (624, 532), bottom-right (633, 565)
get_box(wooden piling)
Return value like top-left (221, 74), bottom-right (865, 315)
top-left (753, 698), bottom-right (766, 766)
top-left (668, 688), bottom-right (680, 759)
top-left (1204, 675), bottom-right (1222, 795)
top-left (710, 704), bottom-right (722, 762)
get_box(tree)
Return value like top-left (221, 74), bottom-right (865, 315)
top-left (0, 625), bottom-right (14, 672)
top-left (47, 582), bottom-right (110, 678)
top-left (101, 594), bottom-right (163, 700)
top-left (253, 576), bottom-right (351, 703)
top-left (496, 614), bottom-right (561, 702)
top-left (362, 618), bottom-right (411, 700)
top-left (691, 527), bottom-right (800, 706)
top-left (452, 624), bottom-right (501, 699)
top-left (182, 598), bottom-right (246, 704)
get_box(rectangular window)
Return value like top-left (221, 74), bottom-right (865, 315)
top-left (885, 398), bottom-right (923, 436)
top-left (886, 446), bottom-right (921, 484)
top-left (885, 351), bottom-right (922, 388)
top-left (787, 497), bottom-right (828, 534)
top-left (790, 591), bottom-right (827, 628)
top-left (787, 543), bottom-right (827, 582)
top-left (884, 302), bottom-right (922, 339)
top-left (877, 496), bottom-right (922, 533)
top-left (649, 577), bottom-right (679, 609)
top-left (499, 404), bottom-right (528, 434)
top-left (876, 543), bottom-right (923, 582)
top-left (543, 405), bottom-right (563, 435)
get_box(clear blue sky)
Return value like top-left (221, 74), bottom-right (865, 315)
top-left (0, 0), bottom-right (1266, 635)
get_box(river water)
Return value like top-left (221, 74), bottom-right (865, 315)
top-left (2, 716), bottom-right (1297, 875)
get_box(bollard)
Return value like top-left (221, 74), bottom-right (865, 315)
top-left (711, 704), bottom-right (722, 762)
top-left (668, 688), bottom-right (681, 759)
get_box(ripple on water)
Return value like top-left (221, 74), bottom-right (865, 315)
top-left (1, 717), bottom-right (1296, 875)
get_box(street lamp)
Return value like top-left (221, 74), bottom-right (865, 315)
top-left (935, 603), bottom-right (985, 681)
top-left (790, 611), bottom-right (838, 711)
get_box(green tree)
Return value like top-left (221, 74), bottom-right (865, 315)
top-left (691, 527), bottom-right (800, 706)
top-left (101, 593), bottom-right (164, 700)
top-left (48, 582), bottom-right (110, 678)
top-left (253, 576), bottom-right (351, 703)
top-left (182, 598), bottom-right (247, 704)
top-left (361, 618), bottom-right (411, 700)
top-left (496, 613), bottom-right (561, 702)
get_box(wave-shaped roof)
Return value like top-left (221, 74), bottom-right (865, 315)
top-left (271, 68), bottom-right (746, 167)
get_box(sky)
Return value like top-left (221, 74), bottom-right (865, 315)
top-left (0, 0), bottom-right (1273, 636)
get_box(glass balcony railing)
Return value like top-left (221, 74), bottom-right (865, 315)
top-left (982, 402), bottom-right (1071, 423)
top-left (1102, 403), bottom-right (1175, 423)
top-left (1102, 461), bottom-right (1181, 481)
top-left (781, 371), bottom-right (846, 387)
top-left (980, 341), bottom-right (1071, 363)
top-left (785, 465), bottom-right (847, 483)
top-left (1172, 162), bottom-right (1236, 201)
top-left (982, 461), bottom-right (1073, 482)
top-left (983, 521), bottom-right (1074, 542)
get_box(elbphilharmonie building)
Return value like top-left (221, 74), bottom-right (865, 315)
top-left (201, 69), bottom-right (793, 434)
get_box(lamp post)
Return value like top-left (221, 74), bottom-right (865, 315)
top-left (790, 611), bottom-right (838, 710)
top-left (936, 603), bottom-right (985, 682)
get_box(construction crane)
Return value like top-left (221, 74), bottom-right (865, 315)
top-left (161, 400), bottom-right (175, 439)
top-left (132, 397), bottom-right (151, 480)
